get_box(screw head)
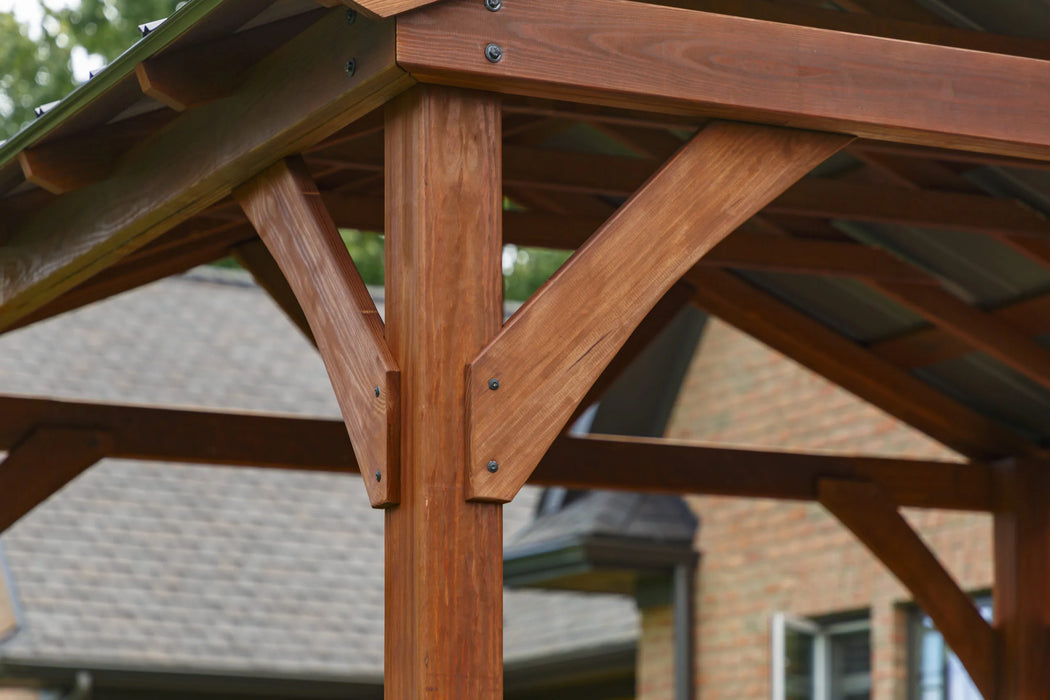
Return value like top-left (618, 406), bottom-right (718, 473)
top-left (345, 58), bottom-right (356, 76)
top-left (374, 386), bottom-right (381, 397)
top-left (485, 43), bottom-right (503, 63)
top-left (346, 8), bottom-right (357, 23)
top-left (375, 470), bottom-right (382, 482)
top-left (487, 460), bottom-right (499, 473)
top-left (484, 0), bottom-right (502, 10)
top-left (488, 377), bottom-right (500, 390)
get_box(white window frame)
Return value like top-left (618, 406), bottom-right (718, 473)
top-left (772, 612), bottom-right (871, 700)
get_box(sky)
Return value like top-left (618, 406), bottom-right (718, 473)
top-left (1, 0), bottom-right (103, 80)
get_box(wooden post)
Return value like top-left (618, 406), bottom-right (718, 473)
top-left (384, 85), bottom-right (503, 697)
top-left (994, 459), bottom-right (1050, 699)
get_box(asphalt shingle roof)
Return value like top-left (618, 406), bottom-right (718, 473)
top-left (0, 269), bottom-right (637, 679)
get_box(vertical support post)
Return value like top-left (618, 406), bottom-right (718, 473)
top-left (994, 458), bottom-right (1050, 699)
top-left (384, 85), bottom-right (503, 697)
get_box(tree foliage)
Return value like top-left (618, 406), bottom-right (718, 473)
top-left (1, 0), bottom-right (182, 140)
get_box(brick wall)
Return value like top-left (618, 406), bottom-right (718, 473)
top-left (637, 319), bottom-right (993, 700)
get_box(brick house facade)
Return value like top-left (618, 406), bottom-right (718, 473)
top-left (638, 318), bottom-right (992, 700)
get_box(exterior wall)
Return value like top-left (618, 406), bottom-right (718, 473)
top-left (637, 318), bottom-right (993, 700)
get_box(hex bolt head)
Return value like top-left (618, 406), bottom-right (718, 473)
top-left (487, 460), bottom-right (499, 473)
top-left (485, 43), bottom-right (503, 63)
top-left (488, 377), bottom-right (500, 390)
top-left (346, 8), bottom-right (357, 23)
top-left (374, 386), bottom-right (381, 397)
top-left (345, 58), bottom-right (356, 76)
top-left (484, 0), bottom-right (502, 11)
top-left (375, 470), bottom-right (382, 482)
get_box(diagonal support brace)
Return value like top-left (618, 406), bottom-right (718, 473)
top-left (0, 427), bottom-right (111, 533)
top-left (236, 157), bottom-right (400, 507)
top-left (819, 478), bottom-right (996, 698)
top-left (467, 122), bottom-right (850, 502)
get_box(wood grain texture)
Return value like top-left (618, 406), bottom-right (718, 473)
top-left (468, 122), bottom-right (850, 502)
top-left (384, 86), bottom-right (503, 698)
top-left (0, 10), bottom-right (412, 331)
top-left (533, 434), bottom-right (992, 511)
top-left (0, 427), bottom-right (110, 533)
top-left (819, 478), bottom-right (996, 698)
top-left (687, 268), bottom-right (1036, 460)
top-left (236, 157), bottom-right (398, 507)
top-left (232, 239), bottom-right (316, 346)
top-left (397, 0), bottom-right (1050, 159)
top-left (993, 459), bottom-right (1050, 700)
top-left (344, 0), bottom-right (442, 20)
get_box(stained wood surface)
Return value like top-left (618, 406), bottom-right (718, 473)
top-left (397, 0), bottom-right (1050, 159)
top-left (468, 122), bottom-right (850, 502)
top-left (819, 478), bottom-right (996, 698)
top-left (688, 268), bottom-right (1035, 460)
top-left (232, 239), bottom-right (316, 346)
top-left (993, 459), bottom-right (1050, 699)
top-left (874, 281), bottom-right (1050, 392)
top-left (533, 434), bottom-right (993, 511)
top-left (0, 10), bottom-right (412, 331)
top-left (384, 86), bottom-right (503, 697)
top-left (0, 395), bottom-right (356, 471)
top-left (236, 157), bottom-right (398, 507)
top-left (0, 427), bottom-right (110, 533)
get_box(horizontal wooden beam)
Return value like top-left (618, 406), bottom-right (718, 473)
top-left (0, 427), bottom-right (111, 533)
top-left (397, 0), bottom-right (1050, 159)
top-left (0, 395), bottom-right (357, 471)
top-left (467, 123), bottom-right (849, 502)
top-left (236, 157), bottom-right (400, 507)
top-left (532, 434), bottom-right (994, 510)
top-left (687, 268), bottom-right (1036, 460)
top-left (819, 478), bottom-right (996, 698)
top-left (0, 10), bottom-right (412, 331)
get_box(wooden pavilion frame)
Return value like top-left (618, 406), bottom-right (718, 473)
top-left (3, 0), bottom-right (1050, 696)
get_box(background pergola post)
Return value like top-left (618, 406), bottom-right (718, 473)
top-left (994, 458), bottom-right (1050, 699)
top-left (383, 85), bottom-right (504, 697)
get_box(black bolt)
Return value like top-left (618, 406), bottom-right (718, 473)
top-left (488, 377), bottom-right (500, 390)
top-left (345, 58), bottom-right (356, 76)
top-left (374, 386), bottom-right (381, 397)
top-left (346, 8), bottom-right (357, 23)
top-left (375, 470), bottom-right (382, 482)
top-left (485, 43), bottom-right (503, 63)
top-left (484, 0), bottom-right (502, 11)
top-left (487, 460), bottom-right (499, 473)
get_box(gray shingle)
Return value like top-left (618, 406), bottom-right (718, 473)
top-left (0, 270), bottom-right (637, 678)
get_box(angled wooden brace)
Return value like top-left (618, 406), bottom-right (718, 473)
top-left (232, 239), bottom-right (317, 347)
top-left (819, 478), bottom-right (996, 699)
top-left (467, 122), bottom-right (851, 502)
top-left (0, 427), bottom-right (111, 533)
top-left (235, 157), bottom-right (400, 507)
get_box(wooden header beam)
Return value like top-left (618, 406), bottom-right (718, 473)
top-left (397, 0), bottom-right (1050, 160)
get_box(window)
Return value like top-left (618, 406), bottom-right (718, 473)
top-left (910, 598), bottom-right (992, 700)
top-left (772, 613), bottom-right (872, 700)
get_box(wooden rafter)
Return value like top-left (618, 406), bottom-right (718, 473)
top-left (819, 478), bottom-right (996, 698)
top-left (687, 268), bottom-right (1036, 460)
top-left (397, 0), bottom-right (1050, 159)
top-left (0, 10), bottom-right (412, 331)
top-left (0, 427), bottom-right (110, 533)
top-left (236, 157), bottom-right (399, 507)
top-left (467, 123), bottom-right (850, 503)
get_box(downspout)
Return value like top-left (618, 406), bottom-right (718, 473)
top-left (673, 557), bottom-right (697, 700)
